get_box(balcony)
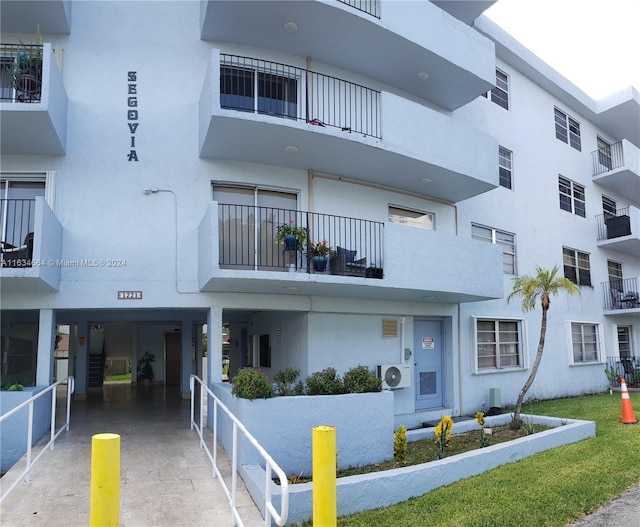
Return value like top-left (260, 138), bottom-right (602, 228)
top-left (0, 1), bottom-right (71, 35)
top-left (200, 0), bottom-right (495, 110)
top-left (591, 140), bottom-right (640, 205)
top-left (200, 52), bottom-right (498, 203)
top-left (0, 197), bottom-right (63, 291)
top-left (595, 207), bottom-right (640, 257)
top-left (198, 203), bottom-right (503, 303)
top-left (0, 43), bottom-right (68, 155)
top-left (602, 278), bottom-right (640, 314)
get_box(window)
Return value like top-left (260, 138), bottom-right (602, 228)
top-left (472, 224), bottom-right (516, 274)
top-left (1, 56), bottom-right (13, 101)
top-left (476, 319), bottom-right (523, 370)
top-left (0, 176), bottom-right (46, 249)
top-left (558, 176), bottom-right (585, 217)
top-left (563, 247), bottom-right (591, 286)
top-left (617, 326), bottom-right (632, 360)
top-left (554, 108), bottom-right (581, 151)
top-left (213, 184), bottom-right (298, 270)
top-left (597, 137), bottom-right (612, 170)
top-left (498, 146), bottom-right (512, 189)
top-left (388, 206), bottom-right (433, 230)
top-left (489, 69), bottom-right (509, 110)
top-left (570, 322), bottom-right (600, 363)
top-left (220, 63), bottom-right (298, 119)
top-left (602, 196), bottom-right (617, 217)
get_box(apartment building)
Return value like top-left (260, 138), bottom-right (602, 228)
top-left (1, 0), bottom-right (638, 434)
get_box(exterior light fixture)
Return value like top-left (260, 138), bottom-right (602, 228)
top-left (420, 177), bottom-right (432, 184)
top-left (283, 22), bottom-right (298, 32)
top-left (417, 72), bottom-right (429, 80)
top-left (284, 145), bottom-right (298, 153)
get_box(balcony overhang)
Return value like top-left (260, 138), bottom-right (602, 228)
top-left (198, 206), bottom-right (504, 303)
top-left (592, 140), bottom-right (640, 204)
top-left (597, 206), bottom-right (640, 258)
top-left (0, 0), bottom-right (71, 35)
top-left (0, 44), bottom-right (68, 155)
top-left (201, 0), bottom-right (495, 110)
top-left (432, 0), bottom-right (497, 25)
top-left (1, 198), bottom-right (63, 292)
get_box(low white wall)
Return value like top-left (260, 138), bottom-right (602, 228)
top-left (241, 414), bottom-right (595, 525)
top-left (212, 383), bottom-right (394, 476)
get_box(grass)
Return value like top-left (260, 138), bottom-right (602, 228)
top-left (104, 373), bottom-right (132, 383)
top-left (300, 392), bottom-right (640, 527)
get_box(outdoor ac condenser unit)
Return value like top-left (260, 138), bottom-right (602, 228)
top-left (377, 364), bottom-right (411, 390)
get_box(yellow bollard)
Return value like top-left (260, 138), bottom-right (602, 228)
top-left (312, 425), bottom-right (336, 527)
top-left (90, 433), bottom-right (121, 527)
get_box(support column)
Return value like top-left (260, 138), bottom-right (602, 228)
top-left (74, 316), bottom-right (90, 399)
top-left (180, 317), bottom-right (193, 399)
top-left (36, 309), bottom-right (56, 386)
top-left (207, 305), bottom-right (222, 387)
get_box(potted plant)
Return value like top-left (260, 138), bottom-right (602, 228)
top-left (136, 351), bottom-right (155, 384)
top-left (10, 27), bottom-right (43, 102)
top-left (276, 221), bottom-right (307, 250)
top-left (308, 240), bottom-right (333, 272)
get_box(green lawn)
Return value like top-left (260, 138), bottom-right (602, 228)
top-left (332, 392), bottom-right (640, 527)
top-left (104, 373), bottom-right (132, 383)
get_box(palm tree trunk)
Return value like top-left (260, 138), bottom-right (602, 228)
top-left (510, 305), bottom-right (548, 429)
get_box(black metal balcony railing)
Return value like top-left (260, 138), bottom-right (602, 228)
top-left (337, 0), bottom-right (380, 18)
top-left (596, 208), bottom-right (632, 241)
top-left (592, 141), bottom-right (624, 176)
top-left (602, 277), bottom-right (640, 310)
top-left (1, 199), bottom-right (36, 268)
top-left (218, 204), bottom-right (384, 277)
top-left (605, 356), bottom-right (640, 387)
top-left (1, 43), bottom-right (43, 103)
top-left (220, 54), bottom-right (381, 139)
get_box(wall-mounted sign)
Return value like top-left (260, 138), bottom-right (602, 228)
top-left (127, 71), bottom-right (139, 162)
top-left (118, 290), bottom-right (142, 300)
top-left (78, 336), bottom-right (86, 345)
top-left (422, 337), bottom-right (434, 349)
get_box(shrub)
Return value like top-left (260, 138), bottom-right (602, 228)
top-left (394, 425), bottom-right (407, 463)
top-left (274, 367), bottom-right (304, 396)
top-left (305, 367), bottom-right (346, 395)
top-left (343, 365), bottom-right (382, 393)
top-left (231, 367), bottom-right (274, 400)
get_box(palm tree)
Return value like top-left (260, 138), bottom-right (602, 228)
top-left (507, 265), bottom-right (580, 429)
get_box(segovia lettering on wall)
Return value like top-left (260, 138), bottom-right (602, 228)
top-left (127, 71), bottom-right (139, 161)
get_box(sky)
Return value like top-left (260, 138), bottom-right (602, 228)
top-left (484, 0), bottom-right (640, 100)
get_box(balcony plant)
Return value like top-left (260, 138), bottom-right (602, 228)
top-left (276, 221), bottom-right (307, 250)
top-left (10, 27), bottom-right (43, 101)
top-left (308, 240), bottom-right (333, 272)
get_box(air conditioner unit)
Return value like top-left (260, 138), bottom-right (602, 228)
top-left (377, 363), bottom-right (411, 390)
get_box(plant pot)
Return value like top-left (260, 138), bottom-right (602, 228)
top-left (15, 67), bottom-right (41, 94)
top-left (313, 256), bottom-right (327, 272)
top-left (284, 234), bottom-right (298, 250)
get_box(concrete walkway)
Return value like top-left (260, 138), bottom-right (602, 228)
top-left (0, 384), bottom-right (264, 527)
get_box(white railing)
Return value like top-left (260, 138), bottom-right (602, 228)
top-left (0, 377), bottom-right (75, 504)
top-left (190, 375), bottom-right (289, 527)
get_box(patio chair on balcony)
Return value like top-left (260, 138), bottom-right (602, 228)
top-left (330, 246), bottom-right (367, 277)
top-left (1, 232), bottom-right (34, 267)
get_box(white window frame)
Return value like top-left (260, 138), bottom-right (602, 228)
top-left (490, 69), bottom-right (509, 110)
top-left (498, 146), bottom-right (513, 189)
top-left (558, 176), bottom-right (586, 217)
top-left (566, 321), bottom-right (604, 365)
top-left (388, 205), bottom-right (434, 231)
top-left (471, 316), bottom-right (528, 374)
top-left (554, 107), bottom-right (581, 151)
top-left (563, 247), bottom-right (591, 287)
top-left (471, 223), bottom-right (516, 275)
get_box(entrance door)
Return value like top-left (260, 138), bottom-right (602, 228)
top-left (414, 320), bottom-right (443, 410)
top-left (165, 332), bottom-right (180, 385)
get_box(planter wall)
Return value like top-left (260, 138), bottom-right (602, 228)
top-left (240, 414), bottom-right (595, 525)
top-left (0, 387), bottom-right (52, 473)
top-left (212, 383), bottom-right (394, 475)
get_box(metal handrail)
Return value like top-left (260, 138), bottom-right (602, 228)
top-left (0, 376), bottom-right (75, 504)
top-left (337, 0), bottom-right (380, 18)
top-left (591, 141), bottom-right (624, 176)
top-left (190, 375), bottom-right (289, 527)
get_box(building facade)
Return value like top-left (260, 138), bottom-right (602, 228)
top-left (1, 0), bottom-right (638, 429)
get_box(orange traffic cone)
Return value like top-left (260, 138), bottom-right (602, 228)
top-left (620, 378), bottom-right (638, 424)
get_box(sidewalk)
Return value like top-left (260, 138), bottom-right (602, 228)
top-left (0, 384), bottom-right (264, 527)
top-left (568, 482), bottom-right (640, 527)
